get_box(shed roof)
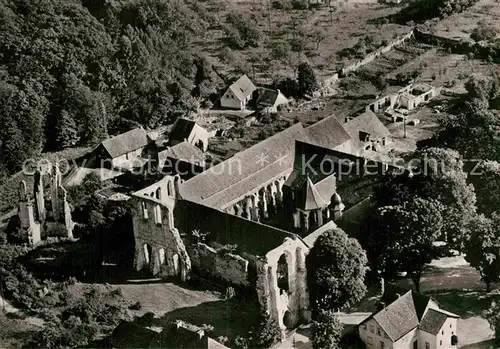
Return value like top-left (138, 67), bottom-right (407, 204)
top-left (101, 128), bottom-right (149, 158)
top-left (229, 74), bottom-right (257, 101)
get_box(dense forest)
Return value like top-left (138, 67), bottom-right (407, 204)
top-left (0, 0), bottom-right (225, 174)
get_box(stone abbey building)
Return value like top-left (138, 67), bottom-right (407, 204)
top-left (129, 115), bottom-right (394, 333)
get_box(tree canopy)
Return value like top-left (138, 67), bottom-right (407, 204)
top-left (311, 310), bottom-right (344, 349)
top-left (464, 214), bottom-right (500, 291)
top-left (0, 0), bottom-right (224, 174)
top-left (362, 198), bottom-right (444, 291)
top-left (306, 227), bottom-right (367, 313)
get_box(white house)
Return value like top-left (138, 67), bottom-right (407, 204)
top-left (359, 290), bottom-right (459, 349)
top-left (220, 74), bottom-right (257, 110)
top-left (257, 88), bottom-right (289, 114)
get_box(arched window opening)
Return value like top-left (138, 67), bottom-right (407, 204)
top-left (277, 254), bottom-right (289, 294)
top-left (154, 204), bottom-right (162, 225)
top-left (451, 335), bottom-right (458, 346)
top-left (173, 254), bottom-right (180, 275)
top-left (143, 244), bottom-right (152, 266)
top-left (283, 310), bottom-right (294, 329)
top-left (159, 248), bottom-right (165, 265)
top-left (155, 187), bottom-right (161, 200)
top-left (141, 201), bottom-right (148, 219)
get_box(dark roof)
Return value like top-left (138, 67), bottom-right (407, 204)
top-left (159, 141), bottom-right (206, 165)
top-left (303, 177), bottom-right (328, 210)
top-left (110, 321), bottom-right (157, 348)
top-left (101, 128), bottom-right (149, 158)
top-left (419, 309), bottom-right (449, 335)
top-left (169, 118), bottom-right (197, 144)
top-left (181, 123), bottom-right (308, 209)
top-left (257, 88), bottom-right (286, 107)
top-left (305, 114), bottom-right (353, 150)
top-left (229, 74), bottom-right (257, 101)
top-left (344, 110), bottom-right (391, 140)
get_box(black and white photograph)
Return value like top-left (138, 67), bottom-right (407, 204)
top-left (0, 0), bottom-right (499, 347)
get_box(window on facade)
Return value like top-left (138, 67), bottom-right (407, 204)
top-left (377, 328), bottom-right (381, 336)
top-left (141, 201), bottom-right (148, 219)
top-left (367, 336), bottom-right (373, 344)
top-left (154, 204), bottom-right (162, 225)
top-left (425, 342), bottom-right (430, 349)
top-left (363, 324), bottom-right (367, 331)
top-left (369, 325), bottom-right (375, 334)
top-left (380, 341), bottom-right (384, 349)
top-left (451, 335), bottom-right (458, 346)
top-left (277, 254), bottom-right (289, 294)
top-left (440, 340), bottom-right (442, 346)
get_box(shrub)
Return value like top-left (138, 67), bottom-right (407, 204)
top-left (129, 301), bottom-right (142, 310)
top-left (471, 23), bottom-right (499, 42)
top-left (251, 311), bottom-right (282, 348)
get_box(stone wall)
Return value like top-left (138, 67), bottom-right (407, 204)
top-left (340, 30), bottom-right (414, 77)
top-left (131, 195), bottom-right (191, 281)
top-left (188, 243), bottom-right (250, 287)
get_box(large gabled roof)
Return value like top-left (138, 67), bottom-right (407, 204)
top-left (180, 123), bottom-right (308, 208)
top-left (303, 177), bottom-right (328, 210)
top-left (228, 74), bottom-right (257, 101)
top-left (100, 128), bottom-right (149, 158)
top-left (372, 291), bottom-right (420, 341)
top-left (344, 110), bottom-right (391, 140)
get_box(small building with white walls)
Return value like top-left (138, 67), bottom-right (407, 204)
top-left (358, 290), bottom-right (459, 349)
top-left (220, 74), bottom-right (257, 110)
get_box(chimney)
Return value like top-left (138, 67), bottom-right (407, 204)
top-left (196, 330), bottom-right (205, 340)
top-left (175, 320), bottom-right (184, 329)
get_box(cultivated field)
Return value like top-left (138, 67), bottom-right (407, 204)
top-left (197, 0), bottom-right (410, 83)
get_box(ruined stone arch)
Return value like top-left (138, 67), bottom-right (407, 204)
top-left (277, 251), bottom-right (292, 294)
top-left (283, 310), bottom-right (294, 329)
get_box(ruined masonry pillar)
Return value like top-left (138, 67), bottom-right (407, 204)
top-left (34, 170), bottom-right (45, 222)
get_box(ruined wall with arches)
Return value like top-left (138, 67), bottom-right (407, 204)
top-left (131, 175), bottom-right (191, 281)
top-left (256, 236), bottom-right (311, 332)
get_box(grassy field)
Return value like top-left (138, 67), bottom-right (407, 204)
top-left (431, 0), bottom-right (500, 42)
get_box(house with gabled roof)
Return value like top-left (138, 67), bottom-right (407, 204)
top-left (220, 74), bottom-right (257, 110)
top-left (169, 118), bottom-right (212, 152)
top-left (94, 127), bottom-right (151, 170)
top-left (359, 289), bottom-right (459, 349)
top-left (344, 110), bottom-right (391, 151)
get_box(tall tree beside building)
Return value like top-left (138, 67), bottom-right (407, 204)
top-left (306, 228), bottom-right (368, 313)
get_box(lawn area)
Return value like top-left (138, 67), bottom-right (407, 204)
top-left (72, 281), bottom-right (259, 342)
